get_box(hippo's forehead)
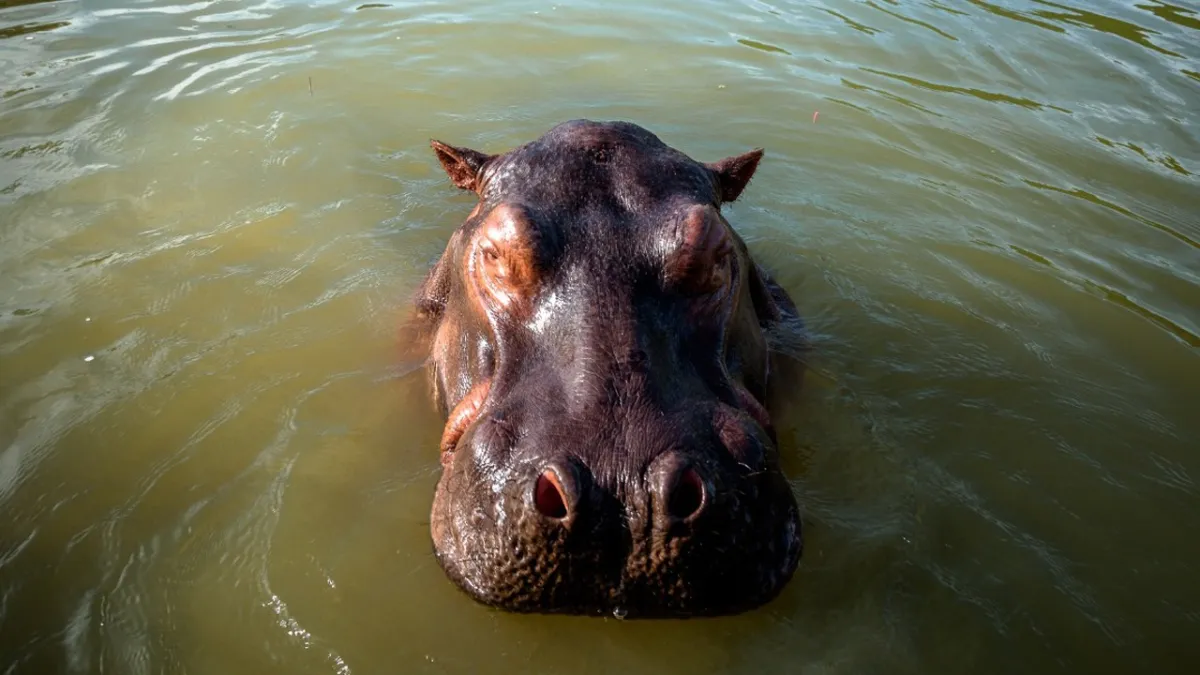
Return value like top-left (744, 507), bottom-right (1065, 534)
top-left (478, 121), bottom-right (720, 215)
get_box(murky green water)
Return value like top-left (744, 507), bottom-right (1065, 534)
top-left (2, 0), bottom-right (1197, 672)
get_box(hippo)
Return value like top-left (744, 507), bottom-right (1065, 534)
top-left (409, 119), bottom-right (807, 618)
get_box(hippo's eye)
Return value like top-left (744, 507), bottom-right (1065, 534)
top-left (664, 205), bottom-right (735, 298)
top-left (471, 204), bottom-right (542, 315)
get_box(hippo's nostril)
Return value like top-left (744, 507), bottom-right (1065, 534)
top-left (667, 467), bottom-right (705, 521)
top-left (651, 453), bottom-right (709, 525)
top-left (534, 469), bottom-right (569, 519)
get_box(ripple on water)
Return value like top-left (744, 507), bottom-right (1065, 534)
top-left (0, 20), bottom-right (68, 39)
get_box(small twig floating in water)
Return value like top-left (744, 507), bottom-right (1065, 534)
top-left (308, 76), bottom-right (313, 96)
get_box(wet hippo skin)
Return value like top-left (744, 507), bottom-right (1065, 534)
top-left (409, 119), bottom-right (808, 618)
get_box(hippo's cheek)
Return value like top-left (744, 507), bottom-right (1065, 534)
top-left (438, 379), bottom-right (492, 464)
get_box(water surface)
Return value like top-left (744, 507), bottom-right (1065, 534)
top-left (2, 0), bottom-right (1198, 673)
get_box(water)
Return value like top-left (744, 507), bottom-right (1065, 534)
top-left (1, 0), bottom-right (1197, 672)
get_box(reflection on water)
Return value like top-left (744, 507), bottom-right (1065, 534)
top-left (1, 0), bottom-right (1198, 673)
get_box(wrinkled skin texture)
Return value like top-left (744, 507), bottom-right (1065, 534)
top-left (410, 120), bottom-right (807, 618)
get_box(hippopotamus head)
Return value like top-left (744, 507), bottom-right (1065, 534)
top-left (412, 119), bottom-right (804, 618)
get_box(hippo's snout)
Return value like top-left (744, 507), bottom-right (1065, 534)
top-left (430, 399), bottom-right (803, 618)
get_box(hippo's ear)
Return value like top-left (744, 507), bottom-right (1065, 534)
top-left (430, 140), bottom-right (495, 192)
top-left (707, 149), bottom-right (764, 203)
